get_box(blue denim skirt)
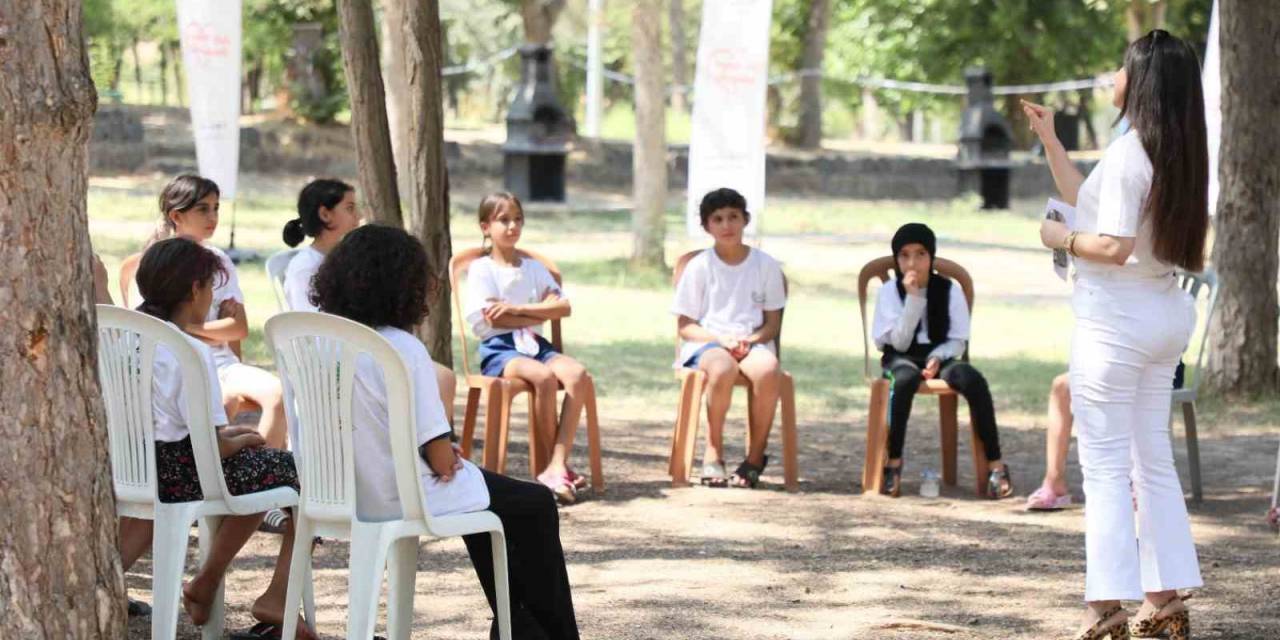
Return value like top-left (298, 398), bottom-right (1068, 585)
top-left (478, 332), bottom-right (560, 377)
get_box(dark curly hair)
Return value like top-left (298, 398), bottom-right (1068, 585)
top-left (311, 224), bottom-right (431, 330)
top-left (135, 237), bottom-right (227, 321)
top-left (698, 187), bottom-right (751, 230)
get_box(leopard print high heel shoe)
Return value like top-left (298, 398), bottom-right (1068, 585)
top-left (1068, 606), bottom-right (1129, 640)
top-left (1130, 594), bottom-right (1191, 640)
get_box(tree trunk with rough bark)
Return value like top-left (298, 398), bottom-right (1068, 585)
top-left (669, 0), bottom-right (689, 113)
top-left (1205, 1), bottom-right (1280, 396)
top-left (398, 0), bottom-right (454, 365)
top-left (631, 0), bottom-right (667, 269)
top-left (795, 0), bottom-right (831, 149)
top-left (0, 2), bottom-right (128, 638)
top-left (337, 0), bottom-right (403, 226)
top-left (379, 0), bottom-right (413, 200)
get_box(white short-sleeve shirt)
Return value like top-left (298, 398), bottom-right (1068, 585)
top-left (351, 327), bottom-right (489, 521)
top-left (151, 323), bottom-right (229, 442)
top-left (463, 255), bottom-right (564, 341)
top-left (1074, 130), bottom-right (1171, 280)
top-left (871, 280), bottom-right (970, 350)
top-left (669, 247), bottom-right (787, 366)
top-left (283, 246), bottom-right (325, 312)
top-left (137, 243), bottom-right (245, 370)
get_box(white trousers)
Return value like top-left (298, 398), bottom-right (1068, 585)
top-left (1069, 275), bottom-right (1202, 601)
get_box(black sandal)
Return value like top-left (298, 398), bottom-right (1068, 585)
top-left (729, 455), bottom-right (768, 488)
top-left (881, 464), bottom-right (903, 497)
top-left (986, 464), bottom-right (1014, 500)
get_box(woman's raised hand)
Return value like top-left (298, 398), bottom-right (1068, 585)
top-left (1020, 100), bottom-right (1058, 147)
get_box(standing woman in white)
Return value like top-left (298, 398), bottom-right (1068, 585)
top-left (1025, 30), bottom-right (1208, 640)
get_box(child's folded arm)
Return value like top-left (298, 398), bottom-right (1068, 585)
top-left (873, 287), bottom-right (927, 353)
top-left (926, 339), bottom-right (967, 363)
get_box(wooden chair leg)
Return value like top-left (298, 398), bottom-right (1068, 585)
top-left (584, 378), bottom-right (604, 493)
top-left (938, 394), bottom-right (959, 487)
top-left (496, 382), bottom-right (516, 475)
top-left (678, 372), bottom-right (707, 487)
top-left (670, 375), bottom-right (694, 478)
top-left (745, 384), bottom-right (756, 459)
top-left (1182, 401), bottom-right (1202, 503)
top-left (862, 379), bottom-right (890, 494)
top-left (968, 405), bottom-right (989, 497)
top-left (526, 389), bottom-right (541, 478)
top-left (482, 380), bottom-right (504, 472)
top-left (460, 386), bottom-right (482, 460)
top-left (780, 372), bottom-right (798, 493)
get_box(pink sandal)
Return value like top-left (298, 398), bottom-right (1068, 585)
top-left (565, 467), bottom-right (588, 491)
top-left (536, 470), bottom-right (576, 505)
top-left (1025, 485), bottom-right (1071, 511)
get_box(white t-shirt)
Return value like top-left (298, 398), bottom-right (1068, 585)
top-left (351, 326), bottom-right (489, 521)
top-left (463, 255), bottom-right (564, 341)
top-left (151, 323), bottom-right (229, 442)
top-left (871, 280), bottom-right (970, 362)
top-left (283, 246), bottom-right (325, 312)
top-left (136, 244), bottom-right (244, 370)
top-left (669, 247), bottom-right (787, 366)
top-left (1074, 130), bottom-right (1171, 281)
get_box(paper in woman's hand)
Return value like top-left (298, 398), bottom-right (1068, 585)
top-left (1045, 198), bottom-right (1077, 282)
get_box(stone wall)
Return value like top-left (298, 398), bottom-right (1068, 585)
top-left (90, 106), bottom-right (1091, 201)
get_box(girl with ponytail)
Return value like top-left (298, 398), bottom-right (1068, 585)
top-left (280, 178), bottom-right (359, 311)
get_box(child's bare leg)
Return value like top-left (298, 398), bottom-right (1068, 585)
top-left (119, 516), bottom-right (154, 572)
top-left (251, 514), bottom-right (317, 640)
top-left (434, 362), bottom-right (457, 427)
top-left (737, 349), bottom-right (781, 467)
top-left (1044, 373), bottom-right (1073, 495)
top-left (502, 358), bottom-right (559, 474)
top-left (182, 513), bottom-right (263, 626)
top-left (697, 348), bottom-right (739, 464)
top-left (222, 366), bottom-right (289, 449)
top-left (544, 355), bottom-right (590, 474)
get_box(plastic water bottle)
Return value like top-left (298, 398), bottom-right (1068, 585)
top-left (920, 468), bottom-right (940, 498)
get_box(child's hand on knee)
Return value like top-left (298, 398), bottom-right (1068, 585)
top-left (922, 358), bottom-right (941, 380)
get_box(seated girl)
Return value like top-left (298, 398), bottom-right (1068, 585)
top-left (463, 192), bottom-right (593, 503)
top-left (312, 224), bottom-right (580, 640)
top-left (280, 178), bottom-right (457, 425)
top-left (119, 237), bottom-right (314, 639)
top-left (872, 222), bottom-right (1012, 499)
top-left (129, 175), bottom-right (289, 452)
top-left (671, 187), bottom-right (786, 489)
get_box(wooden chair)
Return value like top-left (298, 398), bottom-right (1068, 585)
top-left (449, 247), bottom-right (604, 491)
top-left (856, 255), bottom-right (989, 497)
top-left (666, 250), bottom-right (799, 492)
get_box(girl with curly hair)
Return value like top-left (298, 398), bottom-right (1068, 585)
top-left (312, 224), bottom-right (580, 640)
top-left (463, 192), bottom-right (594, 503)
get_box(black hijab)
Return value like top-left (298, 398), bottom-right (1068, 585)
top-left (891, 223), bottom-right (952, 344)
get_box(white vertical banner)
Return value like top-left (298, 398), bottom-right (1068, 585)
top-left (685, 0), bottom-right (773, 238)
top-left (176, 0), bottom-right (242, 200)
top-left (1202, 0), bottom-right (1220, 217)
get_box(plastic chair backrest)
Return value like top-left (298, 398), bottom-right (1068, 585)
top-left (856, 255), bottom-right (975, 379)
top-left (267, 248), bottom-right (301, 312)
top-left (448, 247), bottom-right (564, 378)
top-left (671, 248), bottom-right (789, 363)
top-left (1176, 268), bottom-right (1219, 394)
top-left (96, 305), bottom-right (228, 506)
top-left (265, 311), bottom-right (431, 525)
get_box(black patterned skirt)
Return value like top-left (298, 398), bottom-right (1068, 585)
top-left (155, 436), bottom-right (299, 504)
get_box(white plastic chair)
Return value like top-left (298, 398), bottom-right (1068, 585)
top-left (267, 248), bottom-right (300, 312)
top-left (1171, 268), bottom-right (1219, 503)
top-left (96, 305), bottom-right (308, 640)
top-left (266, 311), bottom-right (512, 640)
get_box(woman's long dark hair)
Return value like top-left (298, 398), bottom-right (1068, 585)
top-left (283, 178), bottom-right (353, 247)
top-left (1116, 29), bottom-right (1209, 272)
top-left (135, 237), bottom-right (227, 320)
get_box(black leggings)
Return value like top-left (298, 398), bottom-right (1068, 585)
top-left (884, 357), bottom-right (1002, 462)
top-left (463, 469), bottom-right (579, 640)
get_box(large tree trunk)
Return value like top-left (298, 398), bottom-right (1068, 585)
top-left (399, 0), bottom-right (454, 365)
top-left (520, 0), bottom-right (565, 45)
top-left (795, 0), bottom-right (831, 149)
top-left (337, 0), bottom-right (403, 226)
top-left (1206, 1), bottom-right (1280, 395)
top-left (630, 0), bottom-right (667, 268)
top-left (669, 0), bottom-right (689, 113)
top-left (0, 2), bottom-right (127, 638)
top-left (379, 0), bottom-right (413, 200)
